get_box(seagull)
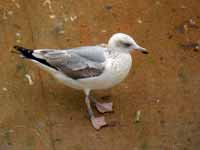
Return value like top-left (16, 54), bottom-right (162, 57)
top-left (14, 33), bottom-right (148, 130)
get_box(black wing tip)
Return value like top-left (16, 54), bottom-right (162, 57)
top-left (13, 45), bottom-right (33, 58)
top-left (13, 45), bottom-right (58, 70)
top-left (13, 45), bottom-right (32, 51)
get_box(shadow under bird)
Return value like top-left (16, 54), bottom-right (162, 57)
top-left (14, 33), bottom-right (148, 130)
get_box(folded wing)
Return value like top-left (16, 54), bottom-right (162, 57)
top-left (33, 46), bottom-right (106, 79)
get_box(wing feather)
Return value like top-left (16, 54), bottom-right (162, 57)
top-left (33, 46), bottom-right (106, 79)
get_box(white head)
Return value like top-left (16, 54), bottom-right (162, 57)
top-left (108, 33), bottom-right (148, 54)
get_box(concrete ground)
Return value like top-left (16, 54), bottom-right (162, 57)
top-left (0, 0), bottom-right (200, 149)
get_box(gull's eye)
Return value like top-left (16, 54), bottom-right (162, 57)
top-left (123, 42), bottom-right (132, 47)
top-left (117, 40), bottom-right (132, 48)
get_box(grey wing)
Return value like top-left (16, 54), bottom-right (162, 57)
top-left (33, 46), bottom-right (106, 79)
top-left (71, 46), bottom-right (107, 62)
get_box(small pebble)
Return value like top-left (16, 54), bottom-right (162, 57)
top-left (43, 0), bottom-right (52, 12)
top-left (16, 32), bottom-right (22, 43)
top-left (137, 19), bottom-right (143, 24)
top-left (25, 74), bottom-right (34, 85)
top-left (16, 39), bottom-right (21, 43)
top-left (49, 14), bottom-right (56, 19)
top-left (16, 32), bottom-right (21, 37)
top-left (135, 110), bottom-right (141, 123)
top-left (70, 16), bottom-right (78, 21)
top-left (2, 87), bottom-right (8, 91)
top-left (8, 11), bottom-right (14, 16)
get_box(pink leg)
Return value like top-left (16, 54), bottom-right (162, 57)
top-left (84, 92), bottom-right (107, 130)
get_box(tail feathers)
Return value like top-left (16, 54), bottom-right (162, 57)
top-left (13, 45), bottom-right (58, 70)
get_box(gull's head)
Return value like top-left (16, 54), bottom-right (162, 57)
top-left (108, 33), bottom-right (148, 54)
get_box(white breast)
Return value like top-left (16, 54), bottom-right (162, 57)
top-left (78, 52), bottom-right (132, 90)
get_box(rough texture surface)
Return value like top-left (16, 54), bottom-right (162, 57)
top-left (0, 0), bottom-right (200, 150)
